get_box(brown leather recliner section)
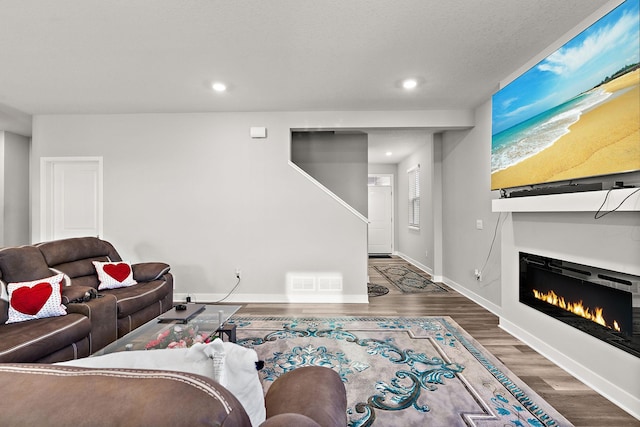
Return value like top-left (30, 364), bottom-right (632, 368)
top-left (0, 314), bottom-right (92, 362)
top-left (0, 364), bottom-right (252, 427)
top-left (37, 237), bottom-right (173, 339)
top-left (0, 245), bottom-right (94, 362)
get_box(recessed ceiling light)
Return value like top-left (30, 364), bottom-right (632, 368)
top-left (212, 82), bottom-right (227, 92)
top-left (385, 151), bottom-right (393, 156)
top-left (402, 79), bottom-right (418, 90)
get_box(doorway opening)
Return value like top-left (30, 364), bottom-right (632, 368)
top-left (368, 174), bottom-right (394, 255)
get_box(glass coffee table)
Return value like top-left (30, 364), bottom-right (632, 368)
top-left (93, 304), bottom-right (241, 355)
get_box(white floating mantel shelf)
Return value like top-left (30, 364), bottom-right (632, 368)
top-left (492, 188), bottom-right (640, 213)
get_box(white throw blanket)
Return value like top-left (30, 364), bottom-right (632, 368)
top-left (57, 339), bottom-right (266, 426)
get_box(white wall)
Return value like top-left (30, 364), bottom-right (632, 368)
top-left (1, 131), bottom-right (30, 246)
top-left (30, 110), bottom-right (473, 304)
top-left (441, 103), bottom-right (502, 311)
top-left (291, 131), bottom-right (368, 217)
top-left (396, 134), bottom-right (435, 273)
top-left (0, 105), bottom-right (32, 137)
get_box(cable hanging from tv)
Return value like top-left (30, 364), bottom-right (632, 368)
top-left (594, 187), bottom-right (640, 219)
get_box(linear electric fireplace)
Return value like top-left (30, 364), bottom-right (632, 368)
top-left (519, 252), bottom-right (639, 358)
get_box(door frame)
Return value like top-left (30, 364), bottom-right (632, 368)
top-left (367, 173), bottom-right (394, 254)
top-left (40, 156), bottom-right (104, 242)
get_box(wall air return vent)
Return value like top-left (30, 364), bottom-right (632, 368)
top-left (290, 276), bottom-right (316, 291)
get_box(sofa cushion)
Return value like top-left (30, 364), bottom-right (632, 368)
top-left (93, 261), bottom-right (137, 290)
top-left (0, 314), bottom-right (91, 362)
top-left (105, 279), bottom-right (171, 317)
top-left (0, 246), bottom-right (52, 283)
top-left (6, 274), bottom-right (67, 324)
top-left (48, 256), bottom-right (109, 284)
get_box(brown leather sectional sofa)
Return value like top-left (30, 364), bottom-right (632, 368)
top-left (0, 364), bottom-right (347, 426)
top-left (0, 237), bottom-right (173, 362)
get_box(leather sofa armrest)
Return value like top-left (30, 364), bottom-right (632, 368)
top-left (66, 294), bottom-right (118, 353)
top-left (264, 366), bottom-right (347, 427)
top-left (132, 262), bottom-right (170, 282)
top-left (61, 285), bottom-right (95, 305)
top-left (260, 414), bottom-right (321, 427)
top-left (0, 299), bottom-right (7, 325)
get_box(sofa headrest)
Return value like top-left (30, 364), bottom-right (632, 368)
top-left (36, 237), bottom-right (121, 267)
top-left (0, 246), bottom-right (52, 283)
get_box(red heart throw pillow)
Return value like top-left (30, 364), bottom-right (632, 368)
top-left (103, 263), bottom-right (132, 282)
top-left (93, 261), bottom-right (137, 290)
top-left (11, 282), bottom-right (53, 315)
top-left (6, 274), bottom-right (67, 324)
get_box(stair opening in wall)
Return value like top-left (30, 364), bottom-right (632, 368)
top-left (519, 252), bottom-right (639, 358)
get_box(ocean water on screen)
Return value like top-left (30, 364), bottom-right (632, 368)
top-left (491, 88), bottom-right (612, 174)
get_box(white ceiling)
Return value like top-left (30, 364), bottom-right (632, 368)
top-left (1, 0), bottom-right (610, 158)
top-left (366, 129), bottom-right (430, 164)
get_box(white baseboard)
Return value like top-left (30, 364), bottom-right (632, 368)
top-left (174, 292), bottom-right (369, 304)
top-left (393, 253), bottom-right (502, 317)
top-left (396, 252), bottom-right (433, 276)
top-left (500, 318), bottom-right (640, 420)
top-left (440, 277), bottom-right (503, 318)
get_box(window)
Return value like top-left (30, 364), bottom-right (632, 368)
top-left (408, 165), bottom-right (420, 228)
top-left (368, 175), bottom-right (391, 187)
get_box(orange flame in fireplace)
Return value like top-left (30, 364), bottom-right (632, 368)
top-left (532, 289), bottom-right (621, 332)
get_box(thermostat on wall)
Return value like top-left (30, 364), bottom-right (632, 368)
top-left (250, 127), bottom-right (267, 138)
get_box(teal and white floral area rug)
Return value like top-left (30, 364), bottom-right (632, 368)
top-left (229, 316), bottom-right (573, 427)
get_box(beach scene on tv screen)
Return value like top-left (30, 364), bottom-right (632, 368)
top-left (491, 0), bottom-right (640, 190)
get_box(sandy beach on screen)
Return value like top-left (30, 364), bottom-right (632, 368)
top-left (491, 69), bottom-right (640, 190)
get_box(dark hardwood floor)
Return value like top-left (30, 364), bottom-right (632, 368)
top-left (235, 257), bottom-right (639, 426)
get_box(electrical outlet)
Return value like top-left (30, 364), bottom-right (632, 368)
top-left (235, 268), bottom-right (241, 279)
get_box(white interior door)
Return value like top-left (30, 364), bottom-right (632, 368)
top-left (368, 185), bottom-right (393, 254)
top-left (41, 157), bottom-right (103, 241)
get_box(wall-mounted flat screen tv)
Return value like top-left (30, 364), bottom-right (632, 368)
top-left (491, 0), bottom-right (640, 191)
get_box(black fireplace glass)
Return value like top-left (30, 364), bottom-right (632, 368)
top-left (519, 252), bottom-right (639, 358)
